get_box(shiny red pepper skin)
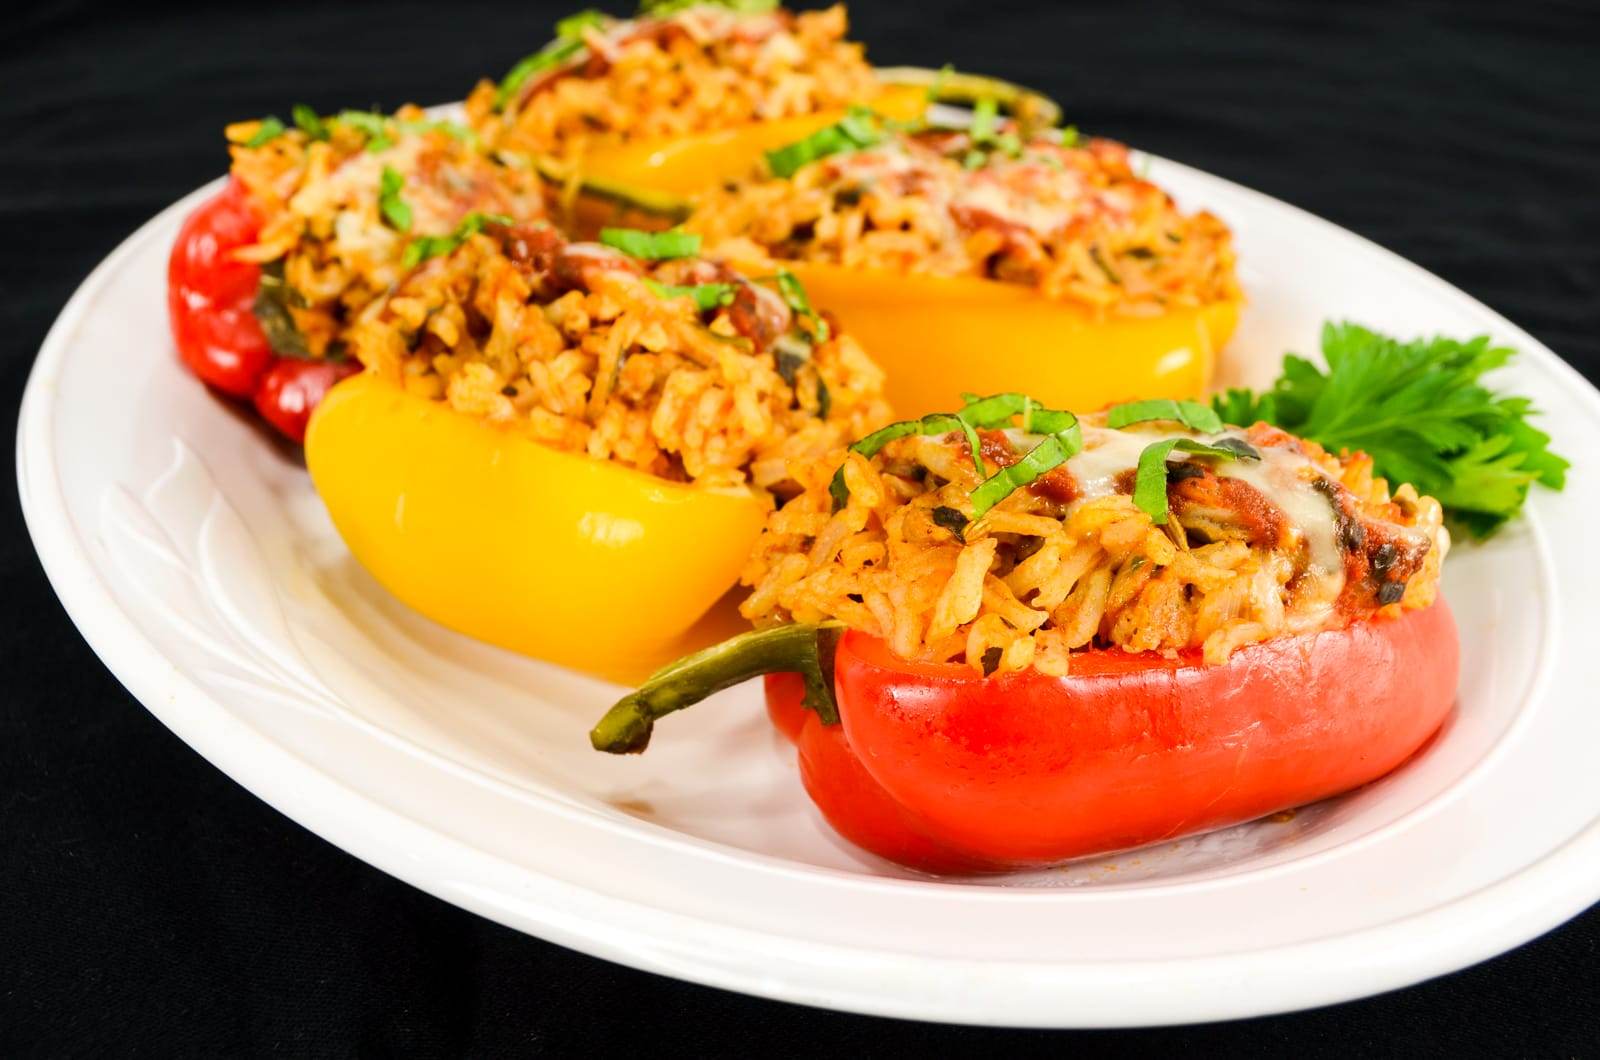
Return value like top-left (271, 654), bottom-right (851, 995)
top-left (766, 602), bottom-right (1459, 874)
top-left (253, 357), bottom-right (362, 444)
top-left (167, 179), bottom-right (275, 398)
top-left (168, 179), bottom-right (356, 444)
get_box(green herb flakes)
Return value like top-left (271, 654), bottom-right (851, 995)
top-left (599, 227), bottom-right (702, 259)
top-left (1133, 438), bottom-right (1258, 524)
top-left (644, 279), bottom-right (736, 312)
top-left (1106, 398), bottom-right (1223, 433)
top-left (245, 117), bottom-right (286, 148)
top-left (765, 107), bottom-right (884, 179)
top-left (379, 166), bottom-right (413, 232)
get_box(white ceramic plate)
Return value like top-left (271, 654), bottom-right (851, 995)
top-left (19, 156), bottom-right (1600, 1028)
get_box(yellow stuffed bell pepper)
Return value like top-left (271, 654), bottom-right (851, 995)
top-left (685, 116), bottom-right (1243, 416)
top-left (559, 66), bottom-right (1058, 198)
top-left (307, 373), bottom-right (768, 682)
top-left (464, 3), bottom-right (1060, 220)
top-left (305, 222), bottom-right (890, 682)
top-left (566, 82), bottom-right (927, 199)
top-left (782, 262), bottom-right (1239, 415)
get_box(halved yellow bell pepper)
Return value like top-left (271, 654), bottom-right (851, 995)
top-left (781, 261), bottom-right (1241, 416)
top-left (542, 69), bottom-right (1062, 235)
top-left (306, 372), bottom-right (768, 681)
top-left (574, 83), bottom-right (928, 198)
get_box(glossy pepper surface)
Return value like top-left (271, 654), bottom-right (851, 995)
top-left (781, 261), bottom-right (1241, 418)
top-left (768, 604), bottom-right (1457, 872)
top-left (168, 178), bottom-right (361, 443)
top-left (570, 83), bottom-right (928, 198)
top-left (597, 603), bottom-right (1458, 873)
top-left (167, 179), bottom-right (275, 398)
top-left (306, 372), bottom-right (769, 680)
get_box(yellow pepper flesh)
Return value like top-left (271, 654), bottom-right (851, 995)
top-left (782, 261), bottom-right (1242, 416)
top-left (306, 373), bottom-right (769, 682)
top-left (574, 83), bottom-right (928, 197)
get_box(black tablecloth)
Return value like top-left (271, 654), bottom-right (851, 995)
top-left (5, 0), bottom-right (1598, 1052)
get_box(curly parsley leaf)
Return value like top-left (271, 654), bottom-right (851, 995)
top-left (1212, 321), bottom-right (1567, 538)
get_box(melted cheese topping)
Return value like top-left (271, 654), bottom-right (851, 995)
top-left (1011, 423), bottom-right (1349, 584)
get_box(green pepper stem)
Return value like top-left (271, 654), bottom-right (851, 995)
top-left (590, 623), bottom-right (842, 754)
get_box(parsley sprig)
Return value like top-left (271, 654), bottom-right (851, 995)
top-left (1213, 322), bottom-right (1568, 537)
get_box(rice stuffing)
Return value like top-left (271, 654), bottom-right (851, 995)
top-left (347, 223), bottom-right (892, 490)
top-left (689, 128), bottom-right (1240, 319)
top-left (227, 106), bottom-right (547, 357)
top-left (739, 415), bottom-right (1447, 674)
top-left (468, 4), bottom-right (878, 163)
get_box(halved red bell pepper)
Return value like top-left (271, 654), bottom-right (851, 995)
top-left (168, 178), bottom-right (274, 399)
top-left (594, 602), bottom-right (1459, 874)
top-left (167, 177), bottom-right (360, 443)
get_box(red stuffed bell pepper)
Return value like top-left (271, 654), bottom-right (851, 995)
top-left (592, 393), bottom-right (1460, 873)
top-left (167, 105), bottom-right (546, 442)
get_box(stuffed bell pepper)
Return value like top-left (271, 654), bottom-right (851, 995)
top-left (466, 1), bottom-right (1055, 221)
top-left (306, 223), bottom-right (890, 678)
top-left (687, 117), bottom-right (1242, 416)
top-left (591, 393), bottom-right (1457, 872)
top-left (168, 105), bottom-right (547, 441)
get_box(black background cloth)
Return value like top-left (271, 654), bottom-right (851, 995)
top-left (4, 0), bottom-right (1599, 1053)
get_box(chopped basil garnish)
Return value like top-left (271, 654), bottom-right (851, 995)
top-left (644, 279), bottom-right (736, 312)
top-left (555, 8), bottom-right (607, 37)
top-left (599, 227), bottom-right (702, 260)
top-left (772, 332), bottom-right (811, 386)
top-left (292, 104), bottom-right (328, 140)
top-left (638, 0), bottom-right (778, 17)
top-left (969, 421), bottom-right (1083, 519)
top-left (1133, 437), bottom-right (1261, 524)
top-left (969, 97), bottom-right (998, 142)
top-left (1106, 398), bottom-right (1223, 433)
top-left (828, 393), bottom-right (1081, 514)
top-left (958, 95), bottom-right (1024, 169)
top-left (245, 117), bottom-right (286, 148)
top-left (775, 269), bottom-right (829, 342)
top-left (337, 110), bottom-right (393, 152)
top-left (955, 415), bottom-right (987, 477)
top-left (401, 212), bottom-right (513, 268)
top-left (378, 166), bottom-right (412, 232)
top-left (494, 10), bottom-right (605, 112)
top-left (252, 260), bottom-right (312, 358)
top-left (765, 107), bottom-right (885, 179)
top-left (931, 505), bottom-right (968, 540)
top-left (396, 118), bottom-right (478, 144)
